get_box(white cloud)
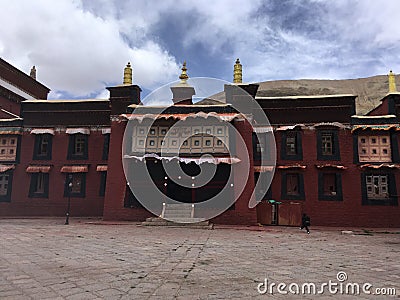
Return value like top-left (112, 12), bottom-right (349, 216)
top-left (0, 0), bottom-right (180, 98)
top-left (2, 0), bottom-right (400, 101)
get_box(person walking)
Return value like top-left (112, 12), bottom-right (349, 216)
top-left (300, 213), bottom-right (311, 234)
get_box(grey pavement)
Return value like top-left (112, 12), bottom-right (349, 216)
top-left (0, 218), bottom-right (399, 299)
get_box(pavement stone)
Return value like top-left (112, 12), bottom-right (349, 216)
top-left (0, 218), bottom-right (399, 299)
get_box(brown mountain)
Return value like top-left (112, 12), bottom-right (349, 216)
top-left (256, 74), bottom-right (397, 115)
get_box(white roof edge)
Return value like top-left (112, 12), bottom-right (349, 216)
top-left (256, 94), bottom-right (357, 100)
top-left (0, 77), bottom-right (35, 99)
top-left (128, 104), bottom-right (231, 108)
top-left (22, 99), bottom-right (109, 103)
top-left (351, 115), bottom-right (397, 118)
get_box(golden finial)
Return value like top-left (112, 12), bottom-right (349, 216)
top-left (388, 70), bottom-right (397, 93)
top-left (30, 66), bottom-right (36, 80)
top-left (123, 62), bottom-right (132, 85)
top-left (233, 58), bottom-right (242, 83)
top-left (179, 61), bottom-right (189, 83)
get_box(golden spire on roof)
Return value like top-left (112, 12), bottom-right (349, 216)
top-left (123, 62), bottom-right (132, 85)
top-left (30, 66), bottom-right (36, 80)
top-left (179, 61), bottom-right (189, 83)
top-left (233, 58), bottom-right (242, 83)
top-left (388, 70), bottom-right (397, 93)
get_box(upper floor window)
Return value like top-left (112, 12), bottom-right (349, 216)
top-left (281, 131), bottom-right (302, 160)
top-left (102, 133), bottom-right (110, 160)
top-left (317, 130), bottom-right (340, 160)
top-left (33, 134), bottom-right (52, 160)
top-left (358, 135), bottom-right (391, 162)
top-left (68, 134), bottom-right (88, 160)
top-left (0, 136), bottom-right (18, 162)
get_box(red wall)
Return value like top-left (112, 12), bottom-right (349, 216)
top-left (0, 95), bottom-right (21, 116)
top-left (264, 128), bottom-right (400, 227)
top-left (0, 130), bottom-right (106, 217)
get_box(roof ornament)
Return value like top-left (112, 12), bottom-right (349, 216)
top-left (389, 70), bottom-right (397, 93)
top-left (233, 58), bottom-right (242, 83)
top-left (123, 62), bottom-right (132, 85)
top-left (30, 66), bottom-right (36, 80)
top-left (179, 61), bottom-right (189, 83)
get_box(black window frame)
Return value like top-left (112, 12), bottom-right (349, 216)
top-left (281, 172), bottom-right (305, 200)
top-left (317, 130), bottom-right (340, 161)
top-left (281, 131), bottom-right (303, 160)
top-left (33, 134), bottom-right (53, 160)
top-left (67, 134), bottom-right (88, 160)
top-left (0, 170), bottom-right (13, 202)
top-left (318, 172), bottom-right (343, 201)
top-left (102, 133), bottom-right (110, 160)
top-left (99, 171), bottom-right (107, 197)
top-left (28, 172), bottom-right (49, 198)
top-left (361, 172), bottom-right (398, 206)
top-left (64, 173), bottom-right (86, 198)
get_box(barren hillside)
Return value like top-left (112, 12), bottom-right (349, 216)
top-left (256, 74), bottom-right (397, 115)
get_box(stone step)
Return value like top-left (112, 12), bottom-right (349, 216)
top-left (142, 217), bottom-right (213, 229)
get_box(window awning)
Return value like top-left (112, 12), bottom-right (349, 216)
top-left (351, 124), bottom-right (400, 133)
top-left (121, 112), bottom-right (243, 123)
top-left (253, 126), bottom-right (273, 133)
top-left (66, 128), bottom-right (90, 135)
top-left (26, 165), bottom-right (52, 173)
top-left (360, 163), bottom-right (400, 169)
top-left (275, 124), bottom-right (306, 131)
top-left (312, 122), bottom-right (350, 129)
top-left (315, 164), bottom-right (347, 170)
top-left (124, 153), bottom-right (241, 165)
top-left (101, 128), bottom-right (111, 134)
top-left (0, 127), bottom-right (22, 135)
top-left (60, 165), bottom-right (89, 173)
top-left (30, 128), bottom-right (55, 135)
top-left (96, 165), bottom-right (108, 172)
top-left (0, 164), bottom-right (15, 172)
top-left (254, 165), bottom-right (274, 172)
top-left (277, 164), bottom-right (307, 169)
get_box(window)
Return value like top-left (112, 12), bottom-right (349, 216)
top-left (317, 130), bottom-right (340, 160)
top-left (321, 133), bottom-right (333, 155)
top-left (281, 131), bottom-right (302, 160)
top-left (0, 136), bottom-right (18, 162)
top-left (64, 173), bottom-right (86, 197)
top-left (286, 174), bottom-right (299, 195)
top-left (33, 134), bottom-right (52, 160)
top-left (68, 134), bottom-right (88, 160)
top-left (286, 135), bottom-right (296, 155)
top-left (358, 135), bottom-right (391, 162)
top-left (366, 175), bottom-right (388, 199)
top-left (102, 134), bottom-right (110, 160)
top-left (281, 172), bottom-right (305, 200)
top-left (318, 173), bottom-right (343, 201)
top-left (0, 174), bottom-right (10, 196)
top-left (99, 172), bottom-right (107, 196)
top-left (362, 173), bottom-right (397, 205)
top-left (0, 171), bottom-right (13, 202)
top-left (29, 173), bottom-right (49, 198)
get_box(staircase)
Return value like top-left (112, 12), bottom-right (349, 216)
top-left (142, 203), bottom-right (213, 229)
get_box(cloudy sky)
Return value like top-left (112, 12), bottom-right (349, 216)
top-left (1, 0), bottom-right (400, 101)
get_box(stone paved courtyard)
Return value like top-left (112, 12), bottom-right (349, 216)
top-left (0, 218), bottom-right (399, 299)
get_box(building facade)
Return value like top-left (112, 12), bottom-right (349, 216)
top-left (0, 58), bottom-right (399, 227)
